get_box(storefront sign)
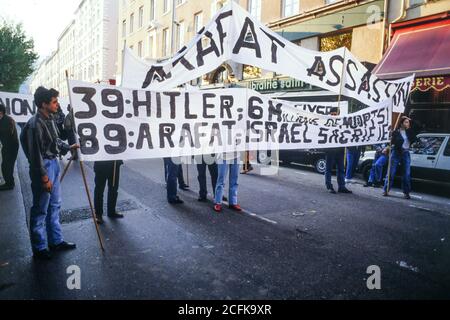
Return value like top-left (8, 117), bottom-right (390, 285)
top-left (412, 76), bottom-right (450, 92)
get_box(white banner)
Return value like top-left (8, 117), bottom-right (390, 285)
top-left (122, 2), bottom-right (413, 113)
top-left (69, 80), bottom-right (392, 162)
top-left (0, 91), bottom-right (70, 123)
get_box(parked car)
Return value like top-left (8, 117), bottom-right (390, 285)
top-left (279, 149), bottom-right (327, 174)
top-left (358, 133), bottom-right (450, 183)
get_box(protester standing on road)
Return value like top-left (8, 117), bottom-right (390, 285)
top-left (345, 146), bottom-right (364, 184)
top-left (20, 87), bottom-right (79, 260)
top-left (196, 154), bottom-right (218, 202)
top-left (383, 116), bottom-right (420, 199)
top-left (164, 157), bottom-right (184, 204)
top-left (324, 107), bottom-right (352, 194)
top-left (0, 103), bottom-right (19, 191)
top-left (213, 152), bottom-right (242, 212)
top-left (94, 160), bottom-right (124, 224)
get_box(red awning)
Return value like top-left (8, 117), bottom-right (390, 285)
top-left (374, 17), bottom-right (450, 80)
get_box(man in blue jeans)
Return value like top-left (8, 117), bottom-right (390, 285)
top-left (345, 146), bottom-right (364, 184)
top-left (364, 145), bottom-right (389, 188)
top-left (20, 87), bottom-right (79, 260)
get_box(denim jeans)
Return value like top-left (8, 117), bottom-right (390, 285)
top-left (214, 159), bottom-right (239, 205)
top-left (368, 154), bottom-right (388, 183)
top-left (164, 157), bottom-right (180, 201)
top-left (383, 149), bottom-right (411, 194)
top-left (29, 159), bottom-right (64, 252)
top-left (325, 149), bottom-right (345, 190)
top-left (345, 147), bottom-right (361, 180)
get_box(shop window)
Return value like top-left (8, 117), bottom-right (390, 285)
top-left (320, 31), bottom-right (352, 52)
top-left (243, 65), bottom-right (261, 80)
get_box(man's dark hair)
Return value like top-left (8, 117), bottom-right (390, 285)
top-left (0, 102), bottom-right (6, 114)
top-left (34, 86), bottom-right (59, 109)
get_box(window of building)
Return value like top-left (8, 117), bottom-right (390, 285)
top-left (282, 0), bottom-right (299, 18)
top-left (194, 12), bottom-right (203, 33)
top-left (320, 31), bottom-right (352, 52)
top-left (150, 0), bottom-right (156, 20)
top-left (139, 6), bottom-right (144, 28)
top-left (248, 0), bottom-right (262, 21)
top-left (409, 0), bottom-right (425, 7)
top-left (138, 41), bottom-right (143, 57)
top-left (122, 20), bottom-right (126, 37)
top-left (163, 0), bottom-right (170, 14)
top-left (130, 13), bottom-right (134, 33)
top-left (148, 35), bottom-right (154, 58)
top-left (163, 28), bottom-right (170, 56)
top-left (176, 21), bottom-right (185, 51)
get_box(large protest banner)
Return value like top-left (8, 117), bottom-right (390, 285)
top-left (0, 91), bottom-right (70, 123)
top-left (69, 80), bottom-right (391, 162)
top-left (121, 2), bottom-right (413, 113)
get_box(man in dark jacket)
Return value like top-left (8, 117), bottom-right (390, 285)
top-left (94, 160), bottom-right (124, 224)
top-left (324, 107), bottom-right (352, 194)
top-left (0, 103), bottom-right (19, 191)
top-left (383, 116), bottom-right (420, 199)
top-left (20, 87), bottom-right (79, 260)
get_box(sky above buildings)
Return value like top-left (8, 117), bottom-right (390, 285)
top-left (0, 0), bottom-right (80, 60)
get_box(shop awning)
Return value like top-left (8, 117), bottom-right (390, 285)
top-left (374, 18), bottom-right (450, 79)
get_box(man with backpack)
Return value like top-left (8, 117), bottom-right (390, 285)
top-left (20, 87), bottom-right (79, 260)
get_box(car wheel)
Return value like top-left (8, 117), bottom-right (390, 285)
top-left (314, 158), bottom-right (327, 174)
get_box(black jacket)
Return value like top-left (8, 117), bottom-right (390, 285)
top-left (391, 121), bottom-right (420, 153)
top-left (20, 111), bottom-right (71, 177)
top-left (0, 114), bottom-right (19, 150)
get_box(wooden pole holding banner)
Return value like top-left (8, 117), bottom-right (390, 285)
top-left (65, 70), bottom-right (105, 252)
top-left (386, 108), bottom-right (402, 195)
top-left (60, 157), bottom-right (73, 182)
top-left (337, 48), bottom-right (348, 170)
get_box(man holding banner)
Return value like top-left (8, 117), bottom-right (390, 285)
top-left (20, 87), bottom-right (79, 260)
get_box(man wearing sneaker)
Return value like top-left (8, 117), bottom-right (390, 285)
top-left (0, 103), bottom-right (19, 191)
top-left (364, 145), bottom-right (389, 188)
top-left (20, 87), bottom-right (79, 260)
top-left (345, 146), bottom-right (364, 184)
top-left (213, 152), bottom-right (242, 213)
top-left (324, 108), bottom-right (352, 194)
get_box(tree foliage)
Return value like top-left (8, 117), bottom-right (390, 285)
top-left (0, 22), bottom-right (38, 92)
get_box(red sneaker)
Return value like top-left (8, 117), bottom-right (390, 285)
top-left (213, 204), bottom-right (222, 212)
top-left (229, 204), bottom-right (242, 212)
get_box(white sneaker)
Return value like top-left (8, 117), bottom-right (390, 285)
top-left (345, 178), bottom-right (353, 184)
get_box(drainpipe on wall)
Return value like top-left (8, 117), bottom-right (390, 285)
top-left (388, 0), bottom-right (407, 45)
top-left (381, 0), bottom-right (389, 55)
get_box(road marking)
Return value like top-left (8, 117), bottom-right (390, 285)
top-left (295, 171), bottom-right (307, 176)
top-left (243, 210), bottom-right (278, 225)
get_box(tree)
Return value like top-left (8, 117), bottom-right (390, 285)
top-left (0, 22), bottom-right (38, 92)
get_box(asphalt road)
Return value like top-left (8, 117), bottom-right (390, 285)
top-left (1, 149), bottom-right (450, 299)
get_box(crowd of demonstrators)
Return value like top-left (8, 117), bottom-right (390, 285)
top-left (383, 116), bottom-right (420, 199)
top-left (20, 87), bottom-right (79, 260)
top-left (0, 103), bottom-right (19, 191)
top-left (0, 85), bottom-right (424, 260)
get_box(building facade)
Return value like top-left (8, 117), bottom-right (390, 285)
top-left (30, 0), bottom-right (118, 97)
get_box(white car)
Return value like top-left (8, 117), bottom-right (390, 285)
top-left (358, 133), bottom-right (450, 183)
